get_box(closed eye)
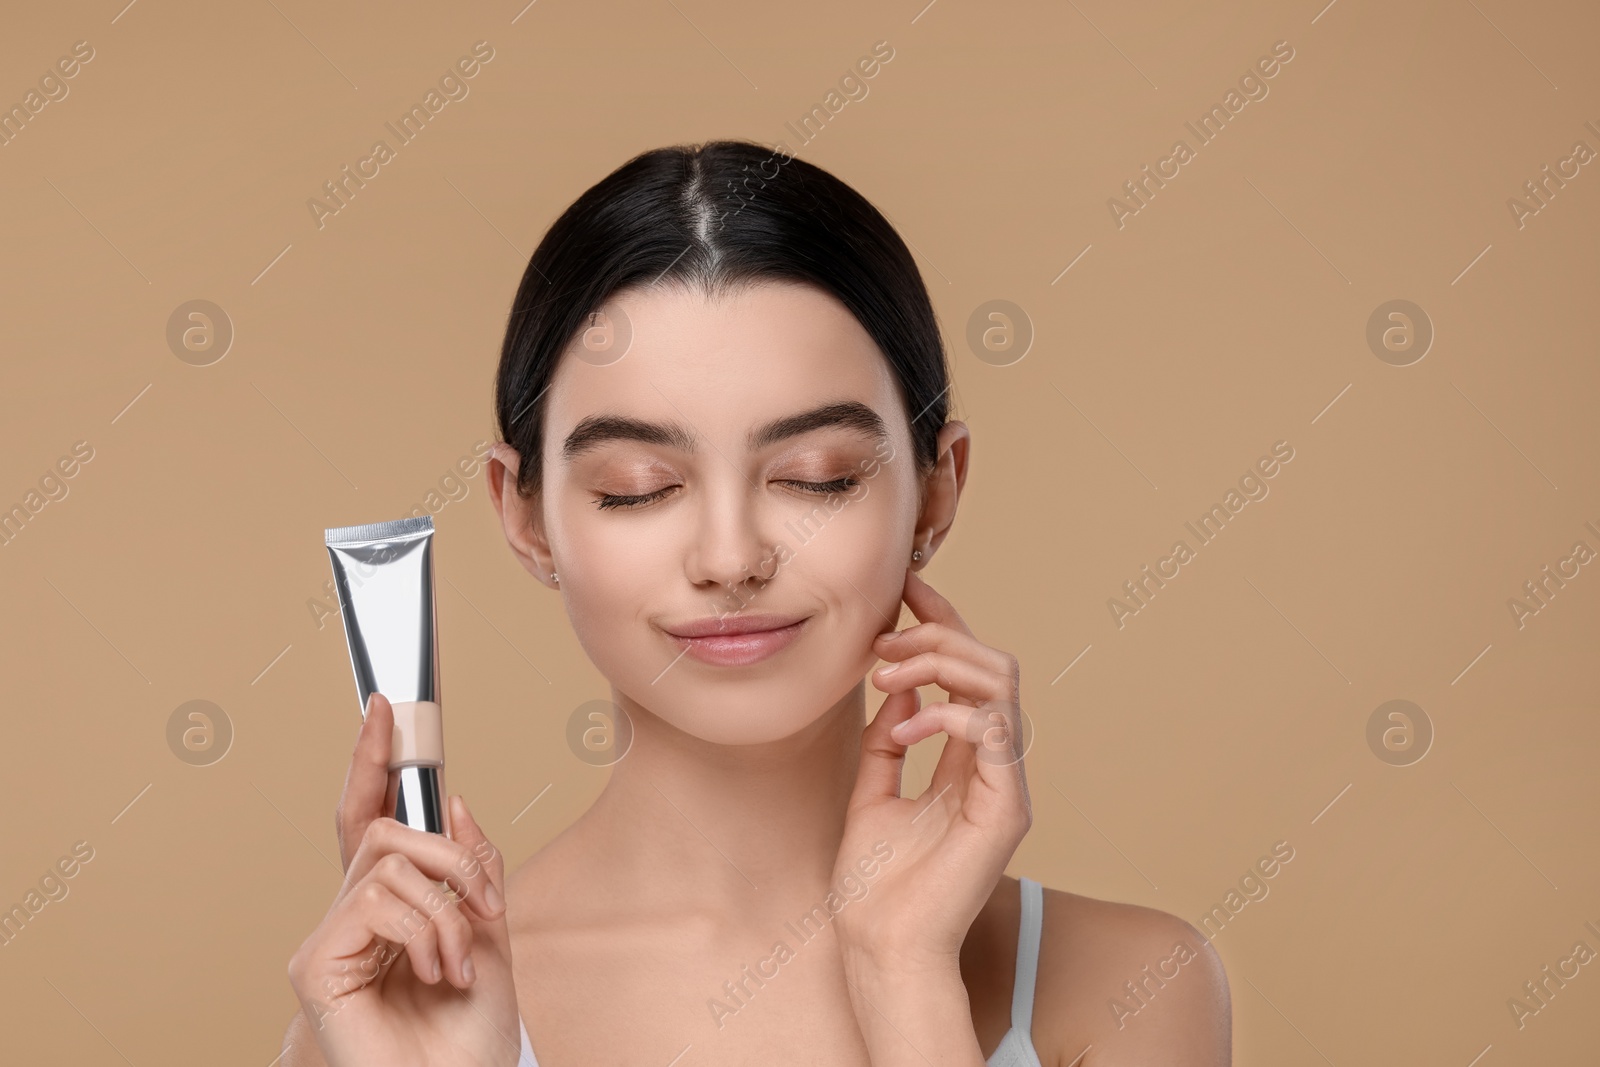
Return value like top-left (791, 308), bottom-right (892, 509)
top-left (594, 477), bottom-right (859, 511)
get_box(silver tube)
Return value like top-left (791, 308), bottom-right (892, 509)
top-left (324, 515), bottom-right (449, 837)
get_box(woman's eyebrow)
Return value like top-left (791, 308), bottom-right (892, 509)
top-left (562, 400), bottom-right (888, 461)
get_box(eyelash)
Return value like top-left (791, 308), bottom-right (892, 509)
top-left (595, 477), bottom-right (859, 511)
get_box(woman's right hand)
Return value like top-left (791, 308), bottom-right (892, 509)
top-left (286, 693), bottom-right (521, 1066)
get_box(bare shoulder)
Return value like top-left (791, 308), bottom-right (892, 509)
top-left (1032, 885), bottom-right (1231, 1067)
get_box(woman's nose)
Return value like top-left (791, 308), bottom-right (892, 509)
top-left (683, 481), bottom-right (782, 593)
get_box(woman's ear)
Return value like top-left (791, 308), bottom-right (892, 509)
top-left (911, 420), bottom-right (971, 569)
top-left (485, 441), bottom-right (558, 587)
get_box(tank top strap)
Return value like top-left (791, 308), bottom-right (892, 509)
top-left (517, 1015), bottom-right (539, 1066)
top-left (1010, 875), bottom-right (1044, 1034)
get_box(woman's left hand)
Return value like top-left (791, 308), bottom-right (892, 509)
top-left (831, 567), bottom-right (1032, 974)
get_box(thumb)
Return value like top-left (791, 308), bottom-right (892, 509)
top-left (848, 685), bottom-right (921, 810)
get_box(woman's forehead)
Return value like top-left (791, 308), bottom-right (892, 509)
top-left (545, 281), bottom-right (901, 448)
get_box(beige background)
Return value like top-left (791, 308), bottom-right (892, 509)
top-left (2, 0), bottom-right (1596, 1062)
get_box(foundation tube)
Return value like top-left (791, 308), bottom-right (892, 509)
top-left (324, 515), bottom-right (449, 837)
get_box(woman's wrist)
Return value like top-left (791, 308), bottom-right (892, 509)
top-left (838, 927), bottom-right (959, 977)
top-left (841, 949), bottom-right (985, 1067)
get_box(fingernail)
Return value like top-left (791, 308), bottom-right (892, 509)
top-left (484, 879), bottom-right (504, 913)
top-left (890, 720), bottom-right (911, 740)
top-left (877, 662), bottom-right (899, 675)
top-left (462, 955), bottom-right (476, 984)
top-left (880, 630), bottom-right (900, 640)
top-left (431, 957), bottom-right (441, 982)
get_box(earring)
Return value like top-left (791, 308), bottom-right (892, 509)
top-left (550, 572), bottom-right (559, 584)
top-left (911, 550), bottom-right (922, 561)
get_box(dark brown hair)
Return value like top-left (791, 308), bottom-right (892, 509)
top-left (493, 139), bottom-right (951, 498)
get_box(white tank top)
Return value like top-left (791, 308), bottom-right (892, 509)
top-left (515, 875), bottom-right (1045, 1066)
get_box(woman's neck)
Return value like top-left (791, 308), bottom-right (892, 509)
top-left (556, 680), bottom-right (869, 923)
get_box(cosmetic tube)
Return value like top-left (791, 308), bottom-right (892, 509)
top-left (324, 515), bottom-right (449, 837)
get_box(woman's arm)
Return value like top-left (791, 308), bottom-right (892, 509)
top-left (1079, 910), bottom-right (1231, 1066)
top-left (1032, 896), bottom-right (1232, 1067)
top-left (833, 569), bottom-right (1033, 1065)
top-left (279, 1010), bottom-right (330, 1067)
top-left (843, 948), bottom-right (986, 1066)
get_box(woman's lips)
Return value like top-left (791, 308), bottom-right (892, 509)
top-left (670, 618), bottom-right (807, 666)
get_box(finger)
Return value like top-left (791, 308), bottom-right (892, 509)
top-left (343, 817), bottom-right (506, 923)
top-left (893, 701), bottom-right (1029, 821)
top-left (926, 704), bottom-right (978, 792)
top-left (900, 569), bottom-right (977, 639)
top-left (873, 650), bottom-right (1016, 706)
top-left (365, 861), bottom-right (446, 986)
top-left (890, 700), bottom-right (993, 747)
top-left (874, 621), bottom-right (1014, 678)
top-left (336, 692), bottom-right (395, 872)
top-left (893, 701), bottom-right (1026, 773)
top-left (302, 880), bottom-right (436, 994)
top-left (847, 685), bottom-right (921, 809)
top-left (364, 852), bottom-right (478, 988)
top-left (448, 794), bottom-right (508, 923)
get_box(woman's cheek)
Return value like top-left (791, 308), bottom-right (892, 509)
top-left (794, 507), bottom-right (902, 653)
top-left (558, 541), bottom-right (657, 669)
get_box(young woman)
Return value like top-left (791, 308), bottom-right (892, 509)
top-left (282, 140), bottom-right (1231, 1066)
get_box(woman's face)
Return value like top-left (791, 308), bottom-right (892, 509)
top-left (521, 280), bottom-right (930, 745)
